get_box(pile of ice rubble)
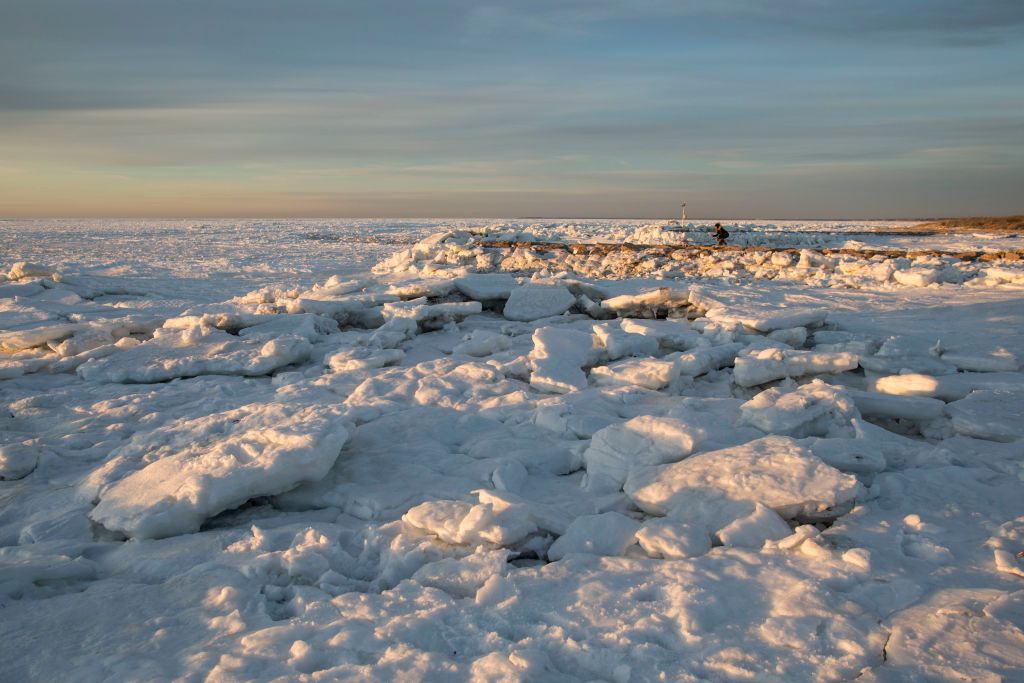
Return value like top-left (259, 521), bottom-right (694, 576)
top-left (375, 228), bottom-right (1024, 289)
top-left (2, 246), bottom-right (1023, 682)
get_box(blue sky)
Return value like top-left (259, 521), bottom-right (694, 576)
top-left (1, 0), bottom-right (1022, 218)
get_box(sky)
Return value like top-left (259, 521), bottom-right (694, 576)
top-left (1, 0), bottom-right (1023, 219)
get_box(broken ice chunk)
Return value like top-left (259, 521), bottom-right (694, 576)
top-left (635, 518), bottom-right (712, 559)
top-left (733, 348), bottom-right (858, 387)
top-left (89, 403), bottom-right (350, 539)
top-left (625, 435), bottom-right (859, 521)
top-left (503, 283), bottom-right (576, 321)
top-left (946, 389), bottom-right (1024, 442)
top-left (590, 358), bottom-right (680, 390)
top-left (528, 326), bottom-right (598, 394)
top-left (739, 380), bottom-right (860, 438)
top-left (583, 415), bottom-right (704, 493)
top-left (546, 512), bottom-right (641, 561)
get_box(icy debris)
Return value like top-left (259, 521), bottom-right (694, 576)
top-left (733, 348), bottom-right (859, 387)
top-left (402, 493), bottom-right (536, 547)
top-left (528, 326), bottom-right (598, 394)
top-left (625, 435), bottom-right (859, 521)
top-left (739, 381), bottom-right (860, 438)
top-left (946, 389), bottom-right (1024, 442)
top-left (583, 415), bottom-right (704, 493)
top-left (78, 326), bottom-right (312, 383)
top-left (590, 357), bottom-right (679, 390)
top-left (600, 287), bottom-right (689, 317)
top-left (547, 512), bottom-right (641, 561)
top-left (454, 273), bottom-right (518, 301)
top-left (89, 403), bottom-right (350, 539)
top-left (502, 283), bottom-right (576, 321)
top-left (869, 371), bottom-right (1024, 401)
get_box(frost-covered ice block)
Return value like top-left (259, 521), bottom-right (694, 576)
top-left (503, 283), bottom-right (576, 321)
top-left (6, 261), bottom-right (55, 280)
top-left (382, 298), bottom-right (482, 329)
top-left (78, 327), bottom-right (312, 383)
top-left (946, 389), bottom-right (1024, 442)
top-left (590, 358), bottom-right (679, 390)
top-left (705, 305), bottom-right (827, 333)
top-left (0, 321), bottom-right (82, 352)
top-left (625, 435), bottom-right (859, 520)
top-left (859, 354), bottom-right (957, 376)
top-left (325, 347), bottom-right (404, 372)
top-left (892, 267), bottom-right (940, 287)
top-left (0, 443), bottom-right (40, 480)
top-left (453, 329), bottom-right (513, 357)
top-left (454, 273), bottom-right (518, 301)
top-left (804, 437), bottom-right (887, 474)
top-left (739, 380), bottom-right (860, 438)
top-left (528, 326), bottom-right (596, 394)
top-left (940, 349), bottom-right (1018, 373)
top-left (592, 320), bottom-right (660, 360)
top-left (385, 278), bottom-right (456, 300)
top-left (635, 518), bottom-right (711, 559)
top-left (402, 493), bottom-right (536, 547)
top-left (619, 318), bottom-right (701, 351)
top-left (870, 372), bottom-right (1024, 402)
top-left (733, 348), bottom-right (859, 387)
top-left (846, 388), bottom-right (945, 421)
top-left (600, 286), bottom-right (689, 317)
top-left (716, 503), bottom-right (792, 548)
top-left (546, 512), bottom-right (641, 561)
top-left (583, 415), bottom-right (704, 493)
top-left (670, 342), bottom-right (744, 376)
top-left (766, 326), bottom-right (807, 347)
top-left (89, 403), bottom-right (350, 539)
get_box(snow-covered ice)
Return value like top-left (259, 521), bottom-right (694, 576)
top-left (1, 217), bottom-right (1023, 682)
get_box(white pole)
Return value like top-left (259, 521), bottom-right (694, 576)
top-left (680, 203), bottom-right (687, 222)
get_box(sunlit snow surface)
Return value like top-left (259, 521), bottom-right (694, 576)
top-left (1, 218), bottom-right (1023, 682)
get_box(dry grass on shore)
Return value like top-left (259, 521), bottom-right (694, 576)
top-left (910, 215), bottom-right (1024, 233)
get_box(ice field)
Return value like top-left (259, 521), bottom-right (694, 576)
top-left (1, 218), bottom-right (1023, 681)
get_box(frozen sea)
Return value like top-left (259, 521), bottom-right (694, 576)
top-left (1, 218), bottom-right (1023, 682)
